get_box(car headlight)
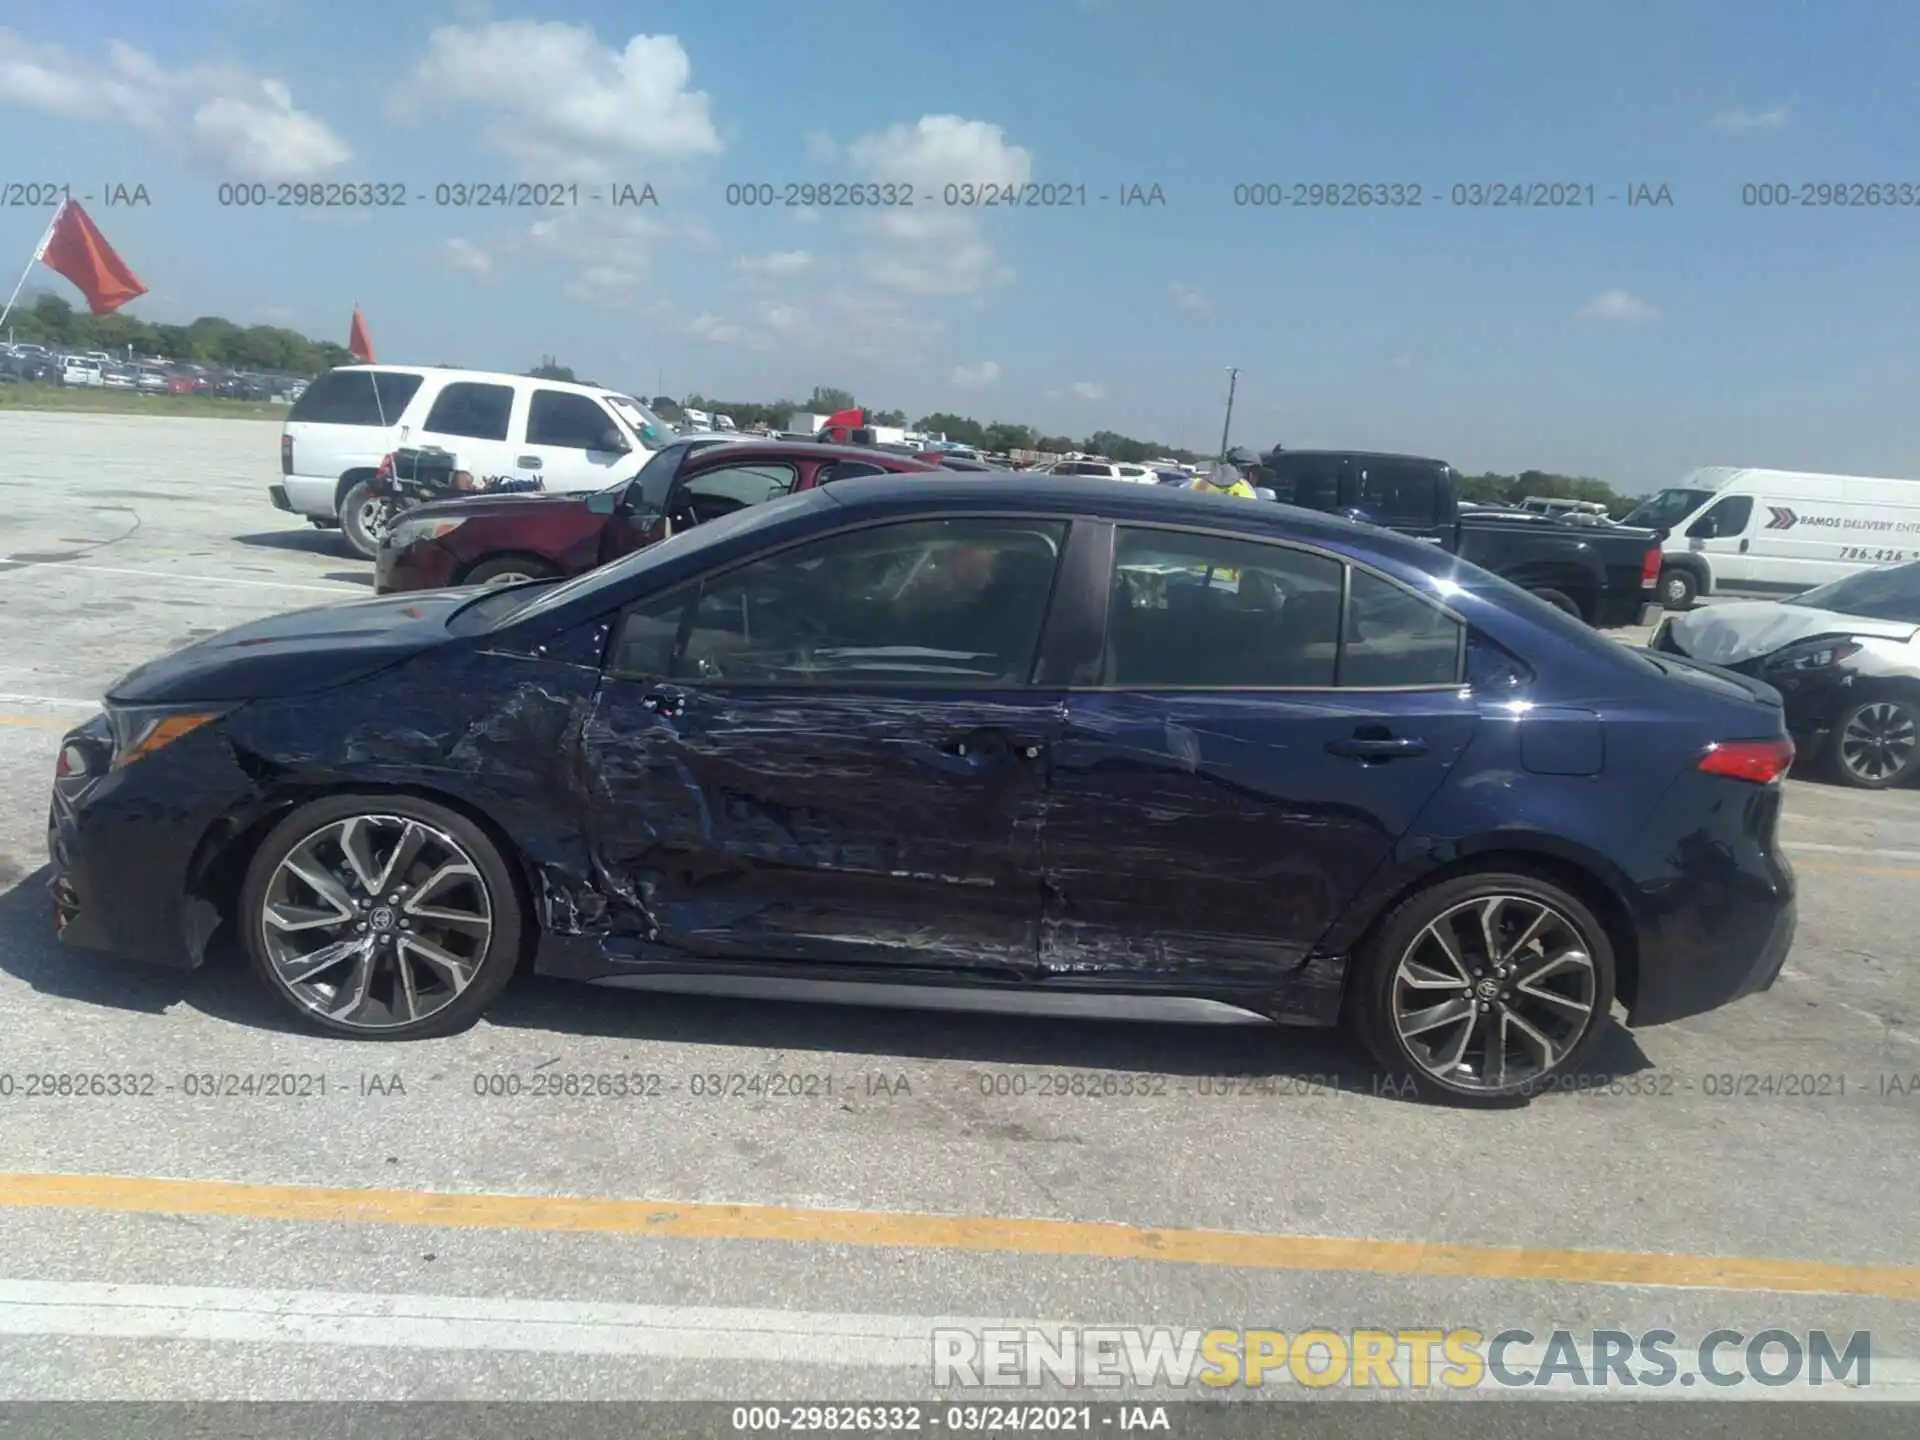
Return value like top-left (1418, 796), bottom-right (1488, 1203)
top-left (387, 516), bottom-right (466, 549)
top-left (1764, 639), bottom-right (1863, 673)
top-left (105, 704), bottom-right (229, 769)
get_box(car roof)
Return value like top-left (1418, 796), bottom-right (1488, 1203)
top-left (325, 364), bottom-right (631, 403)
top-left (816, 472), bottom-right (1423, 549)
top-left (1274, 449), bottom-right (1451, 466)
top-left (681, 439), bottom-right (937, 467)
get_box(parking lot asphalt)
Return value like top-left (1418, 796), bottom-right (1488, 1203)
top-left (0, 411), bottom-right (1916, 1406)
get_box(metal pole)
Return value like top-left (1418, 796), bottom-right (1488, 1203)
top-left (0, 201), bottom-right (63, 336)
top-left (1217, 367), bottom-right (1240, 463)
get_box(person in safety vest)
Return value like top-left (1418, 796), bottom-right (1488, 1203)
top-left (1189, 445), bottom-right (1260, 498)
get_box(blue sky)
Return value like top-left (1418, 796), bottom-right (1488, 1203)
top-left (5, 0), bottom-right (1919, 492)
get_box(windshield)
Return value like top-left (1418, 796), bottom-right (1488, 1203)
top-left (604, 394), bottom-right (670, 444)
top-left (1619, 487), bottom-right (1714, 530)
top-left (1785, 560), bottom-right (1920, 622)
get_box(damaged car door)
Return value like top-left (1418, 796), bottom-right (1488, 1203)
top-left (579, 516), bottom-right (1072, 975)
top-left (1041, 524), bottom-right (1481, 991)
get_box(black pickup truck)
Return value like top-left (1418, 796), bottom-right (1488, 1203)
top-left (1257, 449), bottom-right (1664, 628)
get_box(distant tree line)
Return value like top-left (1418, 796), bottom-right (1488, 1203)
top-left (5, 293), bottom-right (355, 373)
top-left (0, 297), bottom-right (1638, 504)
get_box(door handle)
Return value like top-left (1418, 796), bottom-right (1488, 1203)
top-left (519, 455), bottom-right (542, 468)
top-left (1325, 734), bottom-right (1428, 761)
top-left (939, 729), bottom-right (1047, 762)
top-left (641, 686), bottom-right (687, 718)
top-left (1739, 538), bottom-right (1750, 553)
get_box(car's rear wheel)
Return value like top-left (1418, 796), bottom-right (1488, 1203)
top-left (464, 555), bottom-right (559, 587)
top-left (1350, 872), bottom-right (1615, 1105)
top-left (1658, 567), bottom-right (1696, 609)
top-left (339, 479), bottom-right (391, 560)
top-left (239, 795), bottom-right (525, 1039)
top-left (1830, 697), bottom-right (1920, 789)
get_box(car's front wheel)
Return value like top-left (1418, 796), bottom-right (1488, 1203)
top-left (1349, 871), bottom-right (1615, 1105)
top-left (1830, 697), bottom-right (1920, 789)
top-left (239, 794), bottom-right (525, 1039)
top-left (1658, 567), bottom-right (1696, 609)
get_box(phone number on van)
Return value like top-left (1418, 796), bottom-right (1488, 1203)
top-left (1838, 547), bottom-right (1912, 563)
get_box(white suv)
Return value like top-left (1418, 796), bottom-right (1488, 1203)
top-left (272, 365), bottom-right (672, 558)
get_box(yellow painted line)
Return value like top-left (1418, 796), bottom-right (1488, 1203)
top-left (2, 1172), bottom-right (1916, 1301)
top-left (0, 715), bottom-right (69, 729)
top-left (1791, 860), bottom-right (1920, 879)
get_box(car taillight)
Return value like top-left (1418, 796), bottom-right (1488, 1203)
top-left (281, 434), bottom-right (294, 476)
top-left (1640, 545), bottom-right (1661, 588)
top-left (1697, 737), bottom-right (1795, 784)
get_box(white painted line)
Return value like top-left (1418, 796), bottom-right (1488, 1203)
top-left (1785, 841), bottom-right (1920, 864)
top-left (0, 693), bottom-right (97, 709)
top-left (0, 560), bottom-right (347, 595)
top-left (0, 1282), bottom-right (1911, 1399)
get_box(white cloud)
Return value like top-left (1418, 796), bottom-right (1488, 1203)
top-left (805, 131), bottom-right (838, 162)
top-left (1169, 283), bottom-right (1212, 318)
top-left (686, 313), bottom-right (746, 345)
top-left (757, 300), bottom-right (809, 334)
top-left (1069, 381), bottom-right (1106, 400)
top-left (522, 208), bottom-right (712, 309)
top-left (0, 29), bottom-right (348, 180)
top-left (1711, 105), bottom-right (1789, 134)
top-left (1578, 289), bottom-right (1660, 323)
top-left (436, 237), bottom-right (499, 281)
top-left (735, 249), bottom-right (815, 278)
top-left (846, 115), bottom-right (1031, 297)
top-left (950, 360), bottom-right (1001, 389)
top-left (394, 21), bottom-right (721, 182)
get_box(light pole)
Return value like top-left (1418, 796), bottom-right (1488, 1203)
top-left (1217, 367), bottom-right (1240, 463)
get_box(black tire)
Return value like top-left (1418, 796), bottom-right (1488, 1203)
top-left (1348, 870), bottom-right (1616, 1106)
top-left (1529, 588), bottom-right (1583, 620)
top-left (338, 478), bottom-right (390, 560)
top-left (464, 554), bottom-right (559, 587)
top-left (1658, 567), bottom-right (1696, 610)
top-left (239, 793), bottom-right (526, 1039)
top-left (1827, 696), bottom-right (1920, 790)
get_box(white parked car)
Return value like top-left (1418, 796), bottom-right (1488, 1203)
top-left (271, 365), bottom-right (673, 559)
top-left (1048, 459), bottom-right (1157, 482)
top-left (59, 357), bottom-right (103, 387)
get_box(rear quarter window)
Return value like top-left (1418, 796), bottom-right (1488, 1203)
top-left (288, 369), bottom-right (423, 426)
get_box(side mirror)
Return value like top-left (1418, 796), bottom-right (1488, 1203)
top-left (601, 429), bottom-right (632, 454)
top-left (1338, 506), bottom-right (1374, 525)
top-left (1685, 516), bottom-right (1717, 540)
top-left (1253, 486), bottom-right (1276, 502)
top-left (585, 489), bottom-right (621, 516)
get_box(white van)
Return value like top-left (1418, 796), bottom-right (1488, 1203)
top-left (60, 357), bottom-right (104, 388)
top-left (272, 365), bottom-right (672, 558)
top-left (1623, 466), bottom-right (1920, 608)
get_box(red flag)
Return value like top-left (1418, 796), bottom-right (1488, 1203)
top-left (823, 407), bottom-right (863, 431)
top-left (348, 305), bottom-right (376, 363)
top-left (37, 200), bottom-right (146, 315)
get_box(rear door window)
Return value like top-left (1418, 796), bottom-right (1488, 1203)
top-left (1355, 460), bottom-right (1445, 526)
top-left (1340, 570), bottom-right (1464, 686)
top-left (287, 369), bottom-right (424, 426)
top-left (422, 381), bottom-right (514, 442)
top-left (1267, 455), bottom-right (1341, 510)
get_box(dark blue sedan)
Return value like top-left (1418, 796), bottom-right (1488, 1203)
top-left (47, 476), bottom-right (1797, 1104)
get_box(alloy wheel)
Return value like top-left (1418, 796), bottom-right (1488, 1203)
top-left (1839, 702), bottom-right (1918, 785)
top-left (1390, 895), bottom-right (1597, 1093)
top-left (481, 570), bottom-right (533, 586)
top-left (258, 814), bottom-right (494, 1031)
top-left (358, 496), bottom-right (395, 547)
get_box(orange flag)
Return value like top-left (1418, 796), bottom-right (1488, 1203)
top-left (348, 305), bottom-right (376, 362)
top-left (38, 200), bottom-right (146, 315)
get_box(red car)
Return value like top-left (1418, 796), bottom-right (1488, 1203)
top-left (373, 439), bottom-right (936, 594)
